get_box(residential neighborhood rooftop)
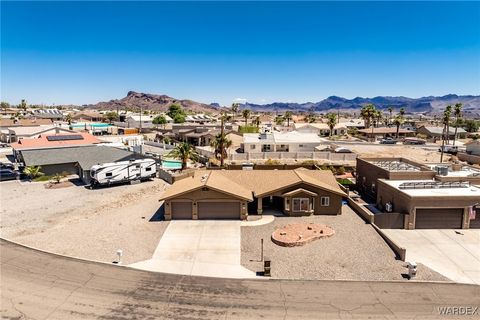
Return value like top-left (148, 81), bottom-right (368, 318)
top-left (243, 131), bottom-right (322, 144)
top-left (10, 132), bottom-right (101, 150)
top-left (381, 179), bottom-right (480, 197)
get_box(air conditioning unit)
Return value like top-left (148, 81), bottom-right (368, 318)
top-left (385, 202), bottom-right (393, 213)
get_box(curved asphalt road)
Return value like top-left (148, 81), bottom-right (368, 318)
top-left (1, 239), bottom-right (479, 320)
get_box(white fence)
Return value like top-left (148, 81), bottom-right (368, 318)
top-left (228, 152), bottom-right (357, 162)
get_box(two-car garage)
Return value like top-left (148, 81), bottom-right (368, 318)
top-left (415, 208), bottom-right (464, 229)
top-left (169, 201), bottom-right (241, 220)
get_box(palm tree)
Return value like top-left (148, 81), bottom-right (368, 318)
top-left (284, 111), bottom-right (293, 127)
top-left (326, 113), bottom-right (337, 137)
top-left (20, 99), bottom-right (27, 112)
top-left (242, 109), bottom-right (251, 127)
top-left (360, 104), bottom-right (377, 141)
top-left (211, 133), bottom-right (232, 167)
top-left (444, 105), bottom-right (452, 144)
top-left (24, 166), bottom-right (44, 179)
top-left (440, 107), bottom-right (451, 163)
top-left (65, 113), bottom-right (73, 125)
top-left (399, 107), bottom-right (405, 116)
top-left (393, 115), bottom-right (405, 139)
top-left (231, 103), bottom-right (240, 119)
top-left (387, 107), bottom-right (393, 125)
top-left (452, 103), bottom-right (463, 146)
top-left (254, 115), bottom-right (261, 129)
top-left (167, 142), bottom-right (198, 170)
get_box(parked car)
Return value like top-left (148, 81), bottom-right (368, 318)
top-left (402, 138), bottom-right (426, 145)
top-left (0, 169), bottom-right (18, 181)
top-left (334, 147), bottom-right (353, 153)
top-left (380, 138), bottom-right (397, 144)
top-left (0, 162), bottom-right (14, 170)
top-left (438, 145), bottom-right (459, 154)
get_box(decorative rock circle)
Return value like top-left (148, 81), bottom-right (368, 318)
top-left (271, 223), bottom-right (335, 247)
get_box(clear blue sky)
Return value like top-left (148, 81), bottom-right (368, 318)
top-left (1, 1), bottom-right (479, 106)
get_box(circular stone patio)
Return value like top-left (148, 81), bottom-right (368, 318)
top-left (271, 223), bottom-right (335, 247)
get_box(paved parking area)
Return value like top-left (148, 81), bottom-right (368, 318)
top-left (383, 229), bottom-right (480, 284)
top-left (129, 221), bottom-right (256, 278)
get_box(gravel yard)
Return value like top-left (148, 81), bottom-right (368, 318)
top-left (241, 206), bottom-right (450, 281)
top-left (0, 178), bottom-right (169, 264)
top-left (347, 144), bottom-right (449, 163)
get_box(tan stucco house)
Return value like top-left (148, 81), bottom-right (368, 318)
top-left (160, 169), bottom-right (346, 220)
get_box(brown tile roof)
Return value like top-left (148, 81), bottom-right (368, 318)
top-left (160, 168), bottom-right (345, 202)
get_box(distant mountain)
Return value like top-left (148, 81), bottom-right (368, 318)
top-left (241, 94), bottom-right (480, 116)
top-left (85, 91), bottom-right (218, 113)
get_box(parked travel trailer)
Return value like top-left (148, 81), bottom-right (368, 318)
top-left (90, 159), bottom-right (156, 187)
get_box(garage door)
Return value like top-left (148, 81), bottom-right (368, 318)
top-left (415, 208), bottom-right (463, 229)
top-left (198, 202), bottom-right (240, 220)
top-left (469, 207), bottom-right (480, 229)
top-left (171, 201), bottom-right (192, 219)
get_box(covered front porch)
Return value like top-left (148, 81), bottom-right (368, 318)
top-left (248, 188), bottom-right (318, 217)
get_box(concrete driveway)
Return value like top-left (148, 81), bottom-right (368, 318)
top-left (383, 229), bottom-right (480, 284)
top-left (129, 221), bottom-right (256, 278)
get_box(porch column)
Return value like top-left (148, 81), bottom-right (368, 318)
top-left (462, 207), bottom-right (470, 229)
top-left (257, 197), bottom-right (263, 215)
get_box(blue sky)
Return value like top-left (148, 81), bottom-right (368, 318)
top-left (1, 1), bottom-right (479, 106)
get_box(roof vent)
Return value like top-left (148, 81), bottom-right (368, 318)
top-left (200, 174), bottom-right (208, 182)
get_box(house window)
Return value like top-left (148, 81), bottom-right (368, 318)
top-left (250, 145), bottom-right (256, 150)
top-left (293, 198), bottom-right (309, 212)
top-left (285, 198), bottom-right (290, 210)
top-left (146, 167), bottom-right (152, 171)
top-left (106, 172), bottom-right (112, 178)
top-left (320, 196), bottom-right (330, 206)
top-left (299, 144), bottom-right (304, 147)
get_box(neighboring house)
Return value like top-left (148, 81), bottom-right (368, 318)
top-left (71, 111), bottom-right (105, 122)
top-left (0, 126), bottom-right (75, 143)
top-left (417, 126), bottom-right (467, 140)
top-left (357, 127), bottom-right (415, 140)
top-left (242, 131), bottom-right (322, 153)
top-left (465, 140), bottom-right (480, 156)
top-left (18, 145), bottom-right (144, 183)
top-left (0, 118), bottom-right (53, 127)
top-left (356, 157), bottom-right (480, 230)
top-left (160, 169), bottom-right (346, 220)
top-left (11, 132), bottom-right (102, 161)
top-left (32, 109), bottom-right (64, 120)
top-left (115, 114), bottom-right (173, 130)
top-left (294, 123), bottom-right (347, 136)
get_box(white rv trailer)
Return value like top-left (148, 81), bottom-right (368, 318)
top-left (90, 158), bottom-right (156, 187)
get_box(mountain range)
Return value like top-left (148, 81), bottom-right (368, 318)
top-left (241, 94), bottom-right (480, 115)
top-left (85, 92), bottom-right (480, 116)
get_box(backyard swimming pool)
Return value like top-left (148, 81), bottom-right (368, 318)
top-left (162, 159), bottom-right (182, 170)
top-left (70, 123), bottom-right (112, 128)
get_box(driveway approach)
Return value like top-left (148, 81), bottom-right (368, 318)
top-left (383, 229), bottom-right (480, 285)
top-left (2, 239), bottom-right (480, 320)
top-left (129, 221), bottom-right (255, 278)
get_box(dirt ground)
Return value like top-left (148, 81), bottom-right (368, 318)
top-left (241, 207), bottom-right (450, 282)
top-left (0, 178), bottom-right (169, 264)
top-left (347, 144), bottom-right (452, 163)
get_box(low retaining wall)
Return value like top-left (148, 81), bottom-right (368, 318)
top-left (371, 224), bottom-right (407, 261)
top-left (347, 198), bottom-right (374, 224)
top-left (158, 168), bottom-right (195, 184)
top-left (229, 152), bottom-right (357, 162)
top-left (458, 152), bottom-right (480, 165)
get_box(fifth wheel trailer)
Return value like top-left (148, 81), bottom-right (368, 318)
top-left (90, 159), bottom-right (156, 187)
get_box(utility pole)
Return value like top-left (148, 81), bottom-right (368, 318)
top-left (139, 105), bottom-right (142, 134)
top-left (220, 111), bottom-right (225, 167)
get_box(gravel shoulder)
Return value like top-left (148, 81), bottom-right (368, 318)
top-left (241, 206), bottom-right (450, 282)
top-left (0, 178), bottom-right (169, 264)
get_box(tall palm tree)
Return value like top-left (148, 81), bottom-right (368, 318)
top-left (242, 109), bottom-right (251, 127)
top-left (360, 104), bottom-right (377, 141)
top-left (326, 113), bottom-right (337, 137)
top-left (444, 105), bottom-right (452, 145)
top-left (387, 107), bottom-right (393, 125)
top-left (254, 115), bottom-right (261, 129)
top-left (284, 111), bottom-right (293, 127)
top-left (211, 133), bottom-right (232, 167)
top-left (399, 107), bottom-right (405, 116)
top-left (231, 103), bottom-right (240, 119)
top-left (20, 99), bottom-right (27, 112)
top-left (167, 142), bottom-right (198, 170)
top-left (452, 103), bottom-right (463, 146)
top-left (440, 107), bottom-right (451, 163)
top-left (393, 115), bottom-right (405, 139)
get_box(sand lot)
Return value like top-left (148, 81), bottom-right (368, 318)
top-left (0, 178), bottom-right (169, 264)
top-left (241, 207), bottom-right (450, 282)
top-left (347, 144), bottom-right (447, 163)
